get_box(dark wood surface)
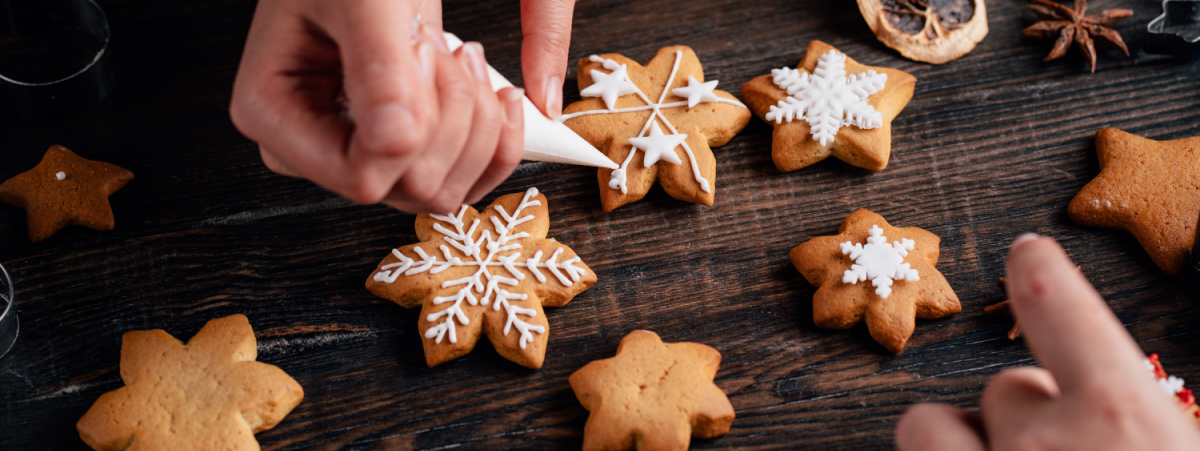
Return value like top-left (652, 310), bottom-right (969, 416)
top-left (2, 0), bottom-right (1199, 449)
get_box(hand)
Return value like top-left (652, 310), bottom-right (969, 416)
top-left (895, 234), bottom-right (1200, 450)
top-left (519, 0), bottom-right (576, 119)
top-left (230, 0), bottom-right (525, 214)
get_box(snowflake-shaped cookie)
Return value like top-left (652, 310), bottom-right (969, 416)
top-left (561, 46), bottom-right (752, 212)
top-left (742, 40), bottom-right (916, 172)
top-left (840, 225), bottom-right (920, 299)
top-left (365, 188), bottom-right (596, 368)
top-left (77, 315), bottom-right (304, 450)
top-left (790, 209), bottom-right (959, 354)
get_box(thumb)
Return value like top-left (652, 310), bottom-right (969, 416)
top-left (521, 0), bottom-right (575, 119)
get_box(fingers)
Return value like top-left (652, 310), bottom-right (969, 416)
top-left (895, 403), bottom-right (986, 451)
top-left (521, 0), bottom-right (575, 119)
top-left (1004, 234), bottom-right (1148, 390)
top-left (464, 87), bottom-right (525, 204)
top-left (979, 367), bottom-right (1059, 447)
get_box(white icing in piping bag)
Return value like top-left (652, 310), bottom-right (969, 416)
top-left (442, 33), bottom-right (617, 169)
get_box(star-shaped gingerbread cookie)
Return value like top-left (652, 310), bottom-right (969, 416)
top-left (1068, 128), bottom-right (1200, 275)
top-left (569, 330), bottom-right (735, 451)
top-left (790, 209), bottom-right (960, 353)
top-left (0, 145), bottom-right (133, 242)
top-left (560, 46), bottom-right (751, 212)
top-left (741, 40), bottom-right (916, 172)
top-left (366, 188), bottom-right (596, 368)
top-left (77, 314), bottom-right (304, 451)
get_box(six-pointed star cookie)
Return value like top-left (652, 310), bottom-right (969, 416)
top-left (0, 145), bottom-right (134, 242)
top-left (790, 209), bottom-right (960, 353)
top-left (569, 330), bottom-right (735, 451)
top-left (77, 315), bottom-right (304, 451)
top-left (741, 40), bottom-right (916, 172)
top-left (1068, 128), bottom-right (1200, 275)
top-left (366, 188), bottom-right (596, 369)
top-left (561, 46), bottom-right (751, 212)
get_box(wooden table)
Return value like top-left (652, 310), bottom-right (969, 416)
top-left (2, 0), bottom-right (1198, 449)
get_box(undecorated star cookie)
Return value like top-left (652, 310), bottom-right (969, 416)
top-left (365, 187), bottom-right (596, 369)
top-left (1068, 128), bottom-right (1200, 275)
top-left (741, 40), bottom-right (916, 172)
top-left (569, 330), bottom-right (735, 451)
top-left (0, 145), bottom-right (134, 242)
top-left (790, 209), bottom-right (960, 353)
top-left (77, 314), bottom-right (304, 451)
top-left (560, 46), bottom-right (751, 212)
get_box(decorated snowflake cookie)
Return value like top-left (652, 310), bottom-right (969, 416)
top-left (560, 46), bottom-right (752, 212)
top-left (741, 40), bottom-right (916, 172)
top-left (365, 188), bottom-right (596, 368)
top-left (790, 209), bottom-right (959, 353)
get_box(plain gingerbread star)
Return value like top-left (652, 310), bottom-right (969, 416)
top-left (1068, 128), bottom-right (1200, 275)
top-left (790, 209), bottom-right (960, 353)
top-left (366, 188), bottom-right (596, 369)
top-left (77, 315), bottom-right (304, 451)
top-left (741, 40), bottom-right (916, 172)
top-left (562, 46), bottom-right (751, 212)
top-left (0, 145), bottom-right (133, 242)
top-left (569, 330), bottom-right (734, 451)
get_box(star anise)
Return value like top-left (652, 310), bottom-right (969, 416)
top-left (1024, 0), bottom-right (1132, 73)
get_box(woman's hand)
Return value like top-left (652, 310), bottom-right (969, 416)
top-left (895, 235), bottom-right (1200, 450)
top-left (230, 0), bottom-right (525, 214)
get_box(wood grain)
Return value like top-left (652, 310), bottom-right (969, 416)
top-left (2, 0), bottom-right (1199, 449)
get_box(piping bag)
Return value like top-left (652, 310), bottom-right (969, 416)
top-left (441, 33), bottom-right (617, 169)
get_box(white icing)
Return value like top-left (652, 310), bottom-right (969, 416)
top-left (1146, 358), bottom-right (1189, 397)
top-left (840, 225), bottom-right (919, 299)
top-left (672, 75), bottom-right (721, 108)
top-left (560, 51), bottom-right (747, 195)
top-left (765, 50), bottom-right (887, 147)
top-left (55, 171), bottom-right (66, 181)
top-left (372, 188), bottom-right (587, 349)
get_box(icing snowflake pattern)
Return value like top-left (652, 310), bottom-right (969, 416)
top-left (765, 50), bottom-right (887, 146)
top-left (559, 52), bottom-right (746, 195)
top-left (372, 188), bottom-right (588, 350)
top-left (840, 225), bottom-right (920, 299)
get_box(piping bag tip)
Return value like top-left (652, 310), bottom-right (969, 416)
top-left (441, 32), bottom-right (617, 169)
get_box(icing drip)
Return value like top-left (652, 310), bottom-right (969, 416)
top-left (55, 171), bottom-right (66, 181)
top-left (561, 51), bottom-right (747, 194)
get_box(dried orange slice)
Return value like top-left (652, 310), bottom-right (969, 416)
top-left (858, 0), bottom-right (989, 64)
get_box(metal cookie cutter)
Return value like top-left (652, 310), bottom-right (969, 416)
top-left (1146, 0), bottom-right (1200, 61)
top-left (0, 261), bottom-right (16, 360)
top-left (0, 0), bottom-right (115, 121)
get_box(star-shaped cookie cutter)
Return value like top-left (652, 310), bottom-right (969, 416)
top-left (1146, 0), bottom-right (1200, 60)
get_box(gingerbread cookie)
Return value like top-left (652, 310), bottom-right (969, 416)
top-left (1147, 354), bottom-right (1200, 426)
top-left (1068, 128), bottom-right (1200, 275)
top-left (365, 188), bottom-right (596, 369)
top-left (790, 209), bottom-right (960, 353)
top-left (0, 145), bottom-right (134, 242)
top-left (741, 40), bottom-right (916, 172)
top-left (77, 314), bottom-right (303, 451)
top-left (569, 330), bottom-right (734, 451)
top-left (560, 46), bottom-right (751, 211)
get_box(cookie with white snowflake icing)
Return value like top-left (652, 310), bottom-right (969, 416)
top-left (741, 40), bottom-right (916, 172)
top-left (365, 188), bottom-right (597, 369)
top-left (790, 209), bottom-right (959, 354)
top-left (560, 46), bottom-right (752, 212)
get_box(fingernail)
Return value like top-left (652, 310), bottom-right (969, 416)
top-left (463, 42), bottom-right (489, 82)
top-left (418, 42), bottom-right (436, 83)
top-left (365, 103), bottom-right (415, 150)
top-left (1012, 233), bottom-right (1041, 249)
top-left (545, 76), bottom-right (562, 119)
top-left (504, 88), bottom-right (525, 127)
top-left (421, 24), bottom-right (450, 53)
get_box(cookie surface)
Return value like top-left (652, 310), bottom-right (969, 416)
top-left (561, 46), bottom-right (751, 212)
top-left (76, 314), bottom-right (304, 451)
top-left (1068, 128), bottom-right (1200, 275)
top-left (365, 188), bottom-right (596, 369)
top-left (789, 209), bottom-right (960, 353)
top-left (569, 330), bottom-right (735, 451)
top-left (741, 40), bottom-right (916, 172)
top-left (0, 145), bottom-right (134, 242)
